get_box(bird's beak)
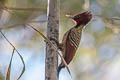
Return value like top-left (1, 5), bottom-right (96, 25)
top-left (66, 14), bottom-right (78, 24)
top-left (66, 14), bottom-right (74, 19)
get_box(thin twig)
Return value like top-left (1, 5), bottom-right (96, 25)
top-left (27, 24), bottom-right (72, 77)
top-left (0, 30), bottom-right (25, 80)
top-left (0, 6), bottom-right (47, 30)
top-left (0, 6), bottom-right (46, 12)
top-left (94, 15), bottom-right (120, 21)
top-left (0, 23), bottom-right (24, 30)
top-left (28, 20), bottom-right (47, 23)
top-left (3, 7), bottom-right (21, 20)
top-left (0, 20), bottom-right (47, 30)
top-left (110, 17), bottom-right (120, 20)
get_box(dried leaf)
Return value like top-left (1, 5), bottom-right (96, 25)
top-left (6, 48), bottom-right (15, 80)
top-left (16, 50), bottom-right (25, 80)
top-left (0, 31), bottom-right (25, 80)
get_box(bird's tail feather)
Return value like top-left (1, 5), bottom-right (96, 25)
top-left (58, 64), bottom-right (64, 78)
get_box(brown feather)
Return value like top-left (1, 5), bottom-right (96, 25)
top-left (65, 40), bottom-right (76, 64)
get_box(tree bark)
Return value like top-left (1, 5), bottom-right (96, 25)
top-left (45, 0), bottom-right (59, 80)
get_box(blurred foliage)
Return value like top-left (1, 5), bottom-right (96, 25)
top-left (0, 0), bottom-right (120, 80)
top-left (0, 72), bottom-right (4, 80)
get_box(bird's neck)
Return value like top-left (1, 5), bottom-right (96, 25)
top-left (75, 24), bottom-right (84, 31)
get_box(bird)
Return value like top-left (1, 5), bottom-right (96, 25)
top-left (57, 11), bottom-right (92, 77)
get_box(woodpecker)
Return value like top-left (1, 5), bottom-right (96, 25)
top-left (58, 11), bottom-right (92, 77)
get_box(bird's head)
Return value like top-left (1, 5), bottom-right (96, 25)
top-left (67, 11), bottom-right (92, 27)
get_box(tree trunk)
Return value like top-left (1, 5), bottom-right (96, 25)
top-left (45, 0), bottom-right (59, 80)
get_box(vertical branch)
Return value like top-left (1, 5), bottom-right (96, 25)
top-left (0, 0), bottom-right (5, 19)
top-left (83, 0), bottom-right (90, 10)
top-left (45, 0), bottom-right (59, 80)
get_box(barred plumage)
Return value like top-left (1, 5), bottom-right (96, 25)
top-left (58, 11), bottom-right (92, 78)
top-left (69, 28), bottom-right (82, 49)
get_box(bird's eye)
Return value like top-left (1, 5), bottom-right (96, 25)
top-left (77, 16), bottom-right (80, 18)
